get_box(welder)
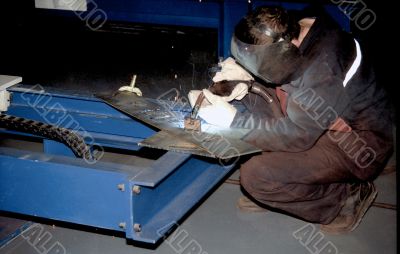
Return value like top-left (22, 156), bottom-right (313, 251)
top-left (188, 6), bottom-right (393, 233)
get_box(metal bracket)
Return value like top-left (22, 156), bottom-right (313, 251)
top-left (0, 75), bottom-right (22, 112)
top-left (0, 91), bottom-right (10, 112)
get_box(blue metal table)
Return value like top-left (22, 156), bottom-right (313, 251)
top-left (0, 85), bottom-right (235, 244)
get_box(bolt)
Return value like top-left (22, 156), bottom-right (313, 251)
top-left (119, 222), bottom-right (126, 229)
top-left (133, 223), bottom-right (141, 232)
top-left (117, 184), bottom-right (125, 191)
top-left (132, 185), bottom-right (141, 195)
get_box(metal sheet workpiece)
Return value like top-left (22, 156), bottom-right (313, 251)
top-left (98, 91), bottom-right (262, 159)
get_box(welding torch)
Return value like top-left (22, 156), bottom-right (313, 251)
top-left (184, 81), bottom-right (273, 131)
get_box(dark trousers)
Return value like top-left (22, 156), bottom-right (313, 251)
top-left (240, 133), bottom-right (360, 224)
top-left (239, 88), bottom-right (359, 224)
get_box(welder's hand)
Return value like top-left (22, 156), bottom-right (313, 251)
top-left (216, 82), bottom-right (249, 102)
top-left (212, 57), bottom-right (253, 83)
top-left (188, 90), bottom-right (210, 108)
top-left (188, 82), bottom-right (248, 107)
top-left (198, 89), bottom-right (237, 127)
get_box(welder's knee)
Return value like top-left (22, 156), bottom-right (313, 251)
top-left (240, 161), bottom-right (285, 198)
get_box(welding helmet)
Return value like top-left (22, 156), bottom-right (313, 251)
top-left (231, 9), bottom-right (303, 84)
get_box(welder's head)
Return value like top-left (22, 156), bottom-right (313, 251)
top-left (231, 6), bottom-right (303, 84)
top-left (237, 6), bottom-right (299, 45)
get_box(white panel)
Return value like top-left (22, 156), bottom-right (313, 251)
top-left (0, 91), bottom-right (11, 112)
top-left (0, 75), bottom-right (20, 112)
top-left (0, 75), bottom-right (22, 91)
top-left (35, 0), bottom-right (87, 11)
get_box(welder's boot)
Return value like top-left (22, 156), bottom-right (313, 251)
top-left (237, 195), bottom-right (268, 212)
top-left (320, 182), bottom-right (377, 234)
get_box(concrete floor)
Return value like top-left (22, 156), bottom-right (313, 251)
top-left (0, 169), bottom-right (396, 254)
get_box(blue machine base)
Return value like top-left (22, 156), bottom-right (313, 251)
top-left (0, 86), bottom-right (235, 244)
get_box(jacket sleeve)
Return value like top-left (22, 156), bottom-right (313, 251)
top-left (231, 61), bottom-right (349, 152)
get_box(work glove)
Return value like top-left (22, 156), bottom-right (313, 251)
top-left (212, 57), bottom-right (253, 83)
top-left (211, 57), bottom-right (253, 101)
top-left (188, 90), bottom-right (210, 108)
top-left (187, 57), bottom-right (252, 112)
top-left (187, 81), bottom-right (249, 108)
top-left (197, 89), bottom-right (237, 127)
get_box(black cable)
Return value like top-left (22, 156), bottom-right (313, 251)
top-left (0, 113), bottom-right (92, 160)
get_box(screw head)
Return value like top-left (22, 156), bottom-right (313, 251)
top-left (117, 184), bottom-right (125, 191)
top-left (119, 222), bottom-right (126, 229)
top-left (133, 223), bottom-right (141, 232)
top-left (132, 185), bottom-right (141, 194)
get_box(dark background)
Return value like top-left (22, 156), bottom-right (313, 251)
top-left (0, 1), bottom-right (219, 98)
top-left (0, 0), bottom-right (395, 109)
